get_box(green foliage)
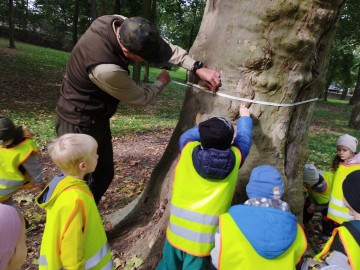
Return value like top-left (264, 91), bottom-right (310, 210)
top-left (307, 99), bottom-right (360, 171)
top-left (157, 0), bottom-right (205, 50)
top-left (328, 0), bottom-right (360, 90)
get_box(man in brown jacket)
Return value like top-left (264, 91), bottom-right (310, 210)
top-left (55, 15), bottom-right (221, 204)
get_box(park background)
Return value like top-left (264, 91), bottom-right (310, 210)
top-left (1, 0), bottom-right (360, 269)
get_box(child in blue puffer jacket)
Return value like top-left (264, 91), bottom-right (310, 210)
top-left (156, 104), bottom-right (253, 270)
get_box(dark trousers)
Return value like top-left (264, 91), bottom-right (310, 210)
top-left (55, 115), bottom-right (114, 204)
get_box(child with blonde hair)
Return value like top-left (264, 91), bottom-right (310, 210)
top-left (36, 133), bottom-right (113, 270)
top-left (0, 116), bottom-right (44, 205)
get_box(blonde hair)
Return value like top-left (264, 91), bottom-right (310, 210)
top-left (48, 133), bottom-right (97, 175)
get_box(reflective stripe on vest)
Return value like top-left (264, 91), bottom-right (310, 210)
top-left (39, 255), bottom-right (47, 267)
top-left (327, 164), bottom-right (360, 224)
top-left (316, 225), bottom-right (360, 270)
top-left (167, 142), bottom-right (241, 256)
top-left (169, 221), bottom-right (215, 243)
top-left (0, 139), bottom-right (38, 201)
top-left (170, 204), bottom-right (218, 225)
top-left (85, 242), bottom-right (111, 269)
top-left (218, 213), bottom-right (307, 270)
top-left (39, 242), bottom-right (112, 270)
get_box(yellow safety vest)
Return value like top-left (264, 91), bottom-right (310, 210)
top-left (0, 139), bottom-right (38, 202)
top-left (38, 176), bottom-right (113, 270)
top-left (327, 164), bottom-right (360, 224)
top-left (167, 142), bottom-right (241, 256)
top-left (309, 171), bottom-right (333, 205)
top-left (315, 225), bottom-right (359, 270)
top-left (218, 213), bottom-right (307, 270)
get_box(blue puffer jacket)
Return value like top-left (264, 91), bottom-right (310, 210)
top-left (179, 116), bottom-right (253, 179)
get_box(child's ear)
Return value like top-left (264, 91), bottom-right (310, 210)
top-left (79, 162), bottom-right (86, 170)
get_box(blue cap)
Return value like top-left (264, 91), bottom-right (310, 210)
top-left (246, 165), bottom-right (284, 199)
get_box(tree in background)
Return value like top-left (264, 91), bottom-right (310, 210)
top-left (157, 0), bottom-right (205, 51)
top-left (325, 0), bottom-right (360, 101)
top-left (107, 0), bottom-right (344, 268)
top-left (8, 0), bottom-right (15, 48)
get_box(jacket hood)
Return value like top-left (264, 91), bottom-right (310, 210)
top-left (36, 174), bottom-right (89, 209)
top-left (229, 204), bottom-right (298, 259)
top-left (192, 146), bottom-right (236, 179)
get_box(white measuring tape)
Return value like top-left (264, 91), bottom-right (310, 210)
top-left (171, 80), bottom-right (318, 107)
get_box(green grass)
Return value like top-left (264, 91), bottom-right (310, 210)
top-left (307, 99), bottom-right (360, 171)
top-left (1, 38), bottom-right (359, 165)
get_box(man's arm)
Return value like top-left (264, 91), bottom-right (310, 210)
top-left (89, 64), bottom-right (169, 106)
top-left (168, 43), bottom-right (221, 92)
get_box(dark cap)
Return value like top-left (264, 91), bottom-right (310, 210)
top-left (119, 17), bottom-right (172, 65)
top-left (343, 170), bottom-right (360, 214)
top-left (199, 117), bottom-right (234, 150)
top-left (0, 116), bottom-right (16, 142)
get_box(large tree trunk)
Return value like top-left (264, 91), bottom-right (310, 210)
top-left (107, 0), bottom-right (344, 268)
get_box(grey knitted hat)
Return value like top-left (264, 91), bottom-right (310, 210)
top-left (303, 164), bottom-right (320, 186)
top-left (337, 134), bottom-right (358, 153)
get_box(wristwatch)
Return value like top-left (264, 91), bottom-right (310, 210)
top-left (192, 61), bottom-right (204, 74)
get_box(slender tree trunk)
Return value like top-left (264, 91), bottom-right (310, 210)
top-left (113, 0), bottom-right (121, 14)
top-left (142, 0), bottom-right (153, 83)
top-left (91, 0), bottom-right (97, 21)
top-left (323, 72), bottom-right (333, 101)
top-left (8, 0), bottom-right (15, 49)
top-left (349, 67), bottom-right (360, 105)
top-left (72, 0), bottom-right (80, 47)
top-left (107, 1), bottom-right (344, 268)
top-left (348, 67), bottom-right (360, 128)
top-left (340, 88), bottom-right (348, 100)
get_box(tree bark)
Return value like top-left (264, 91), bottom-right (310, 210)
top-left (107, 0), bottom-right (344, 268)
top-left (8, 0), bottom-right (15, 49)
top-left (348, 67), bottom-right (360, 128)
top-left (349, 67), bottom-right (360, 105)
top-left (72, 0), bottom-right (80, 47)
top-left (91, 0), bottom-right (97, 21)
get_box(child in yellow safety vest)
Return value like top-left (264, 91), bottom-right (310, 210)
top-left (210, 165), bottom-right (307, 270)
top-left (0, 116), bottom-right (45, 205)
top-left (324, 134), bottom-right (360, 237)
top-left (303, 164), bottom-right (334, 241)
top-left (0, 203), bottom-right (27, 270)
top-left (156, 105), bottom-right (253, 270)
top-left (36, 134), bottom-right (113, 270)
top-left (299, 170), bottom-right (360, 270)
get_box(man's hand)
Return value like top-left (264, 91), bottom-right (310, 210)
top-left (239, 104), bottom-right (250, 117)
top-left (156, 69), bottom-right (171, 85)
top-left (195, 67), bottom-right (221, 92)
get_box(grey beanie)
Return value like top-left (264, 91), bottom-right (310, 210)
top-left (303, 164), bottom-right (320, 186)
top-left (337, 134), bottom-right (358, 153)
